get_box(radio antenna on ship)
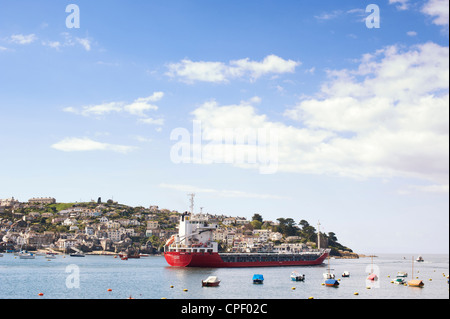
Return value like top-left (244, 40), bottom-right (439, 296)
top-left (187, 193), bottom-right (195, 215)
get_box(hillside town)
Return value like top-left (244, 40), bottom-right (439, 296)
top-left (0, 196), bottom-right (357, 257)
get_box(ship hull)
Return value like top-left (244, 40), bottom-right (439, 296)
top-left (164, 251), bottom-right (328, 268)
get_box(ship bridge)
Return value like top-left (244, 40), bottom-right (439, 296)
top-left (165, 212), bottom-right (219, 253)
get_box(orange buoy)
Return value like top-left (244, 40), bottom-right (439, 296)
top-left (107, 288), bottom-right (112, 292)
top-left (38, 293), bottom-right (44, 296)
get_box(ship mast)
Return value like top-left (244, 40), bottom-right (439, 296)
top-left (188, 193), bottom-right (195, 215)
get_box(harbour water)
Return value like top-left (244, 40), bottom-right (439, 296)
top-left (0, 253), bottom-right (448, 299)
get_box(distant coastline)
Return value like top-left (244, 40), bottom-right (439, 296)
top-left (1, 197), bottom-right (354, 256)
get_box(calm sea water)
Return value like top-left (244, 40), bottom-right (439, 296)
top-left (0, 253), bottom-right (448, 299)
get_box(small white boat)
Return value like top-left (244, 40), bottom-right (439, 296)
top-left (202, 276), bottom-right (221, 287)
top-left (70, 252), bottom-right (85, 257)
top-left (19, 252), bottom-right (35, 259)
top-left (367, 273), bottom-right (378, 281)
top-left (46, 253), bottom-right (56, 259)
top-left (323, 273), bottom-right (335, 279)
top-left (342, 271), bottom-right (350, 277)
top-left (290, 271), bottom-right (305, 281)
top-left (0, 253), bottom-right (3, 257)
top-left (397, 272), bottom-right (408, 277)
top-left (394, 278), bottom-right (406, 285)
top-left (416, 256), bottom-right (424, 262)
top-left (252, 274), bottom-right (264, 284)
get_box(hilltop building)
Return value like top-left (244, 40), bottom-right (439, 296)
top-left (28, 197), bottom-right (56, 205)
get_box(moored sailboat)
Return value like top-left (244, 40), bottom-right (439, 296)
top-left (323, 255), bottom-right (335, 279)
top-left (367, 255), bottom-right (378, 281)
top-left (408, 256), bottom-right (424, 288)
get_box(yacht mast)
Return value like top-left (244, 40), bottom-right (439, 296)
top-left (317, 220), bottom-right (321, 251)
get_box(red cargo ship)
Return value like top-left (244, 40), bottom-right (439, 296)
top-left (164, 212), bottom-right (329, 268)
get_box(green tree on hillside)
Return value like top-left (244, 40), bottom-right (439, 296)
top-left (277, 218), bottom-right (298, 237)
top-left (252, 214), bottom-right (263, 223)
top-left (299, 220), bottom-right (316, 242)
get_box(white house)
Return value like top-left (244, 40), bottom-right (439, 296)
top-left (107, 221), bottom-right (121, 229)
top-left (213, 229), bottom-right (227, 242)
top-left (253, 229), bottom-right (270, 242)
top-left (128, 219), bottom-right (140, 226)
top-left (63, 218), bottom-right (77, 226)
top-left (222, 217), bottom-right (236, 226)
top-left (226, 232), bottom-right (236, 245)
top-left (56, 238), bottom-right (79, 249)
top-left (269, 232), bottom-right (283, 241)
top-left (99, 216), bottom-right (109, 223)
top-left (107, 230), bottom-right (121, 241)
top-left (235, 218), bottom-right (249, 225)
top-left (147, 220), bottom-right (159, 230)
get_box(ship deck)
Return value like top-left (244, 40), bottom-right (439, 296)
top-left (219, 252), bottom-right (324, 263)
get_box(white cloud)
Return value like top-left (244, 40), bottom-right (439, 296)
top-left (285, 42), bottom-right (449, 183)
top-left (389, 0), bottom-right (410, 10)
top-left (189, 43), bottom-right (449, 192)
top-left (167, 60), bottom-right (229, 83)
top-left (231, 55), bottom-right (300, 80)
top-left (43, 33), bottom-right (94, 51)
top-left (422, 0), bottom-right (449, 26)
top-left (138, 118), bottom-right (165, 126)
top-left (64, 92), bottom-right (164, 121)
top-left (159, 183), bottom-right (288, 199)
top-left (10, 34), bottom-right (37, 44)
top-left (123, 92), bottom-right (164, 117)
top-left (406, 31), bottom-right (418, 36)
top-left (64, 102), bottom-right (123, 117)
top-left (388, 0), bottom-right (448, 27)
top-left (84, 102), bottom-right (122, 116)
top-left (134, 135), bottom-right (152, 143)
top-left (410, 184), bottom-right (449, 194)
top-left (51, 137), bottom-right (137, 154)
top-left (314, 10), bottom-right (343, 20)
top-left (42, 40), bottom-right (61, 49)
top-left (166, 55), bottom-right (300, 83)
top-left (8, 32), bottom-right (92, 51)
top-left (76, 37), bottom-right (91, 51)
top-left (315, 8), bottom-right (367, 23)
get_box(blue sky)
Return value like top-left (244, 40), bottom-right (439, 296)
top-left (0, 0), bottom-right (448, 254)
